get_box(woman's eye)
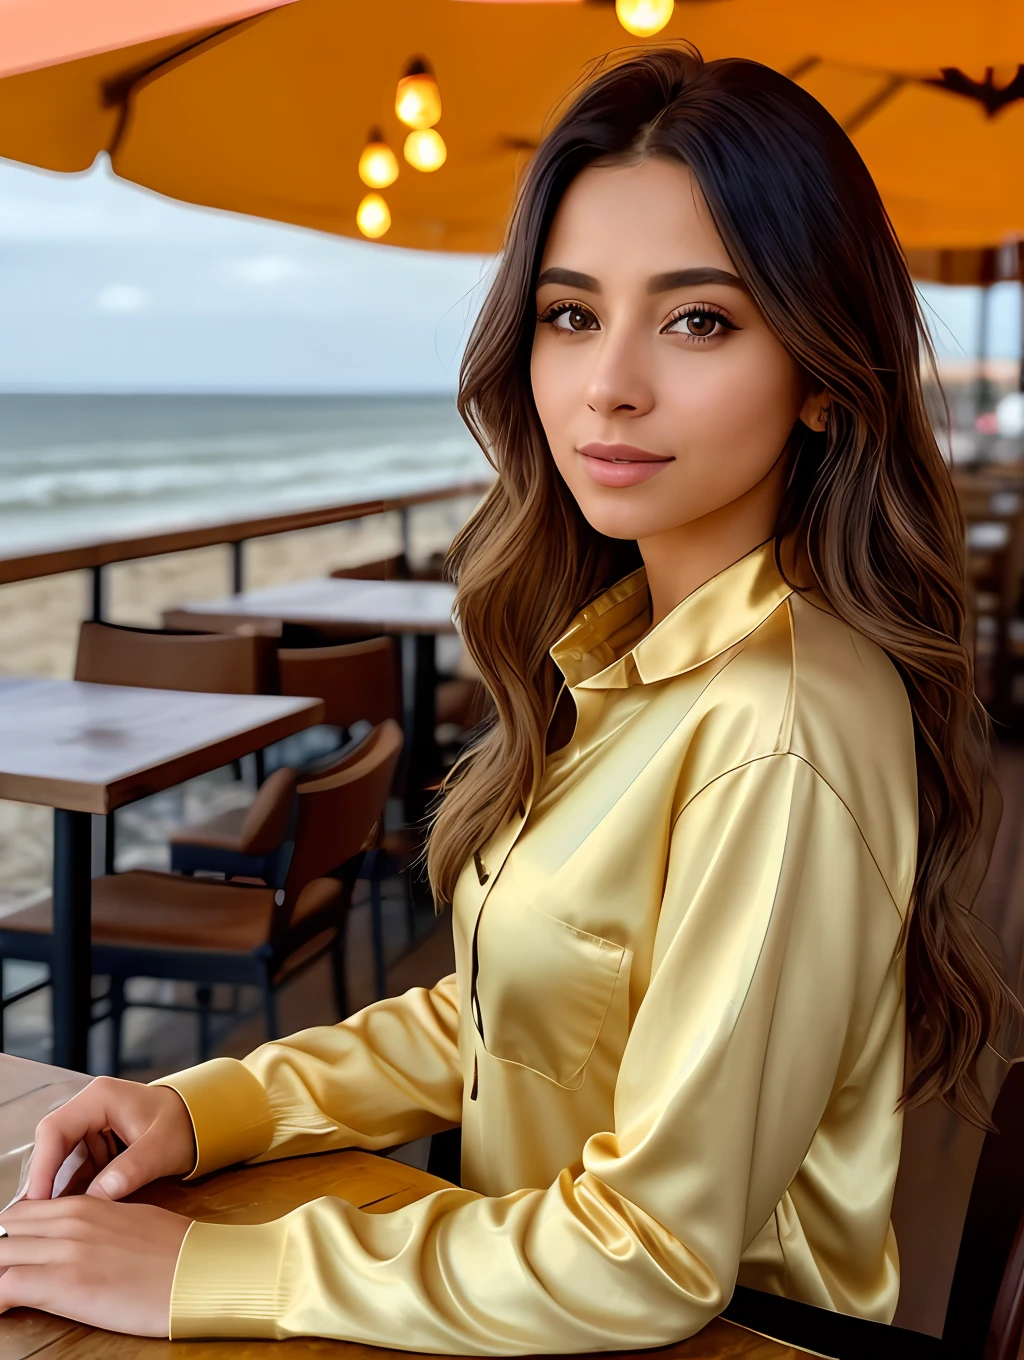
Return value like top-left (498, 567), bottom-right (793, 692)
top-left (543, 304), bottom-right (597, 332)
top-left (665, 309), bottom-right (733, 339)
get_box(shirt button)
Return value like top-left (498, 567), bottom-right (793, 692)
top-left (570, 649), bottom-right (582, 661)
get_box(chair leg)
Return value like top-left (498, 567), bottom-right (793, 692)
top-left (370, 877), bottom-right (387, 999)
top-left (196, 984), bottom-right (213, 1062)
top-left (330, 931), bottom-right (349, 1020)
top-left (109, 975), bottom-right (126, 1077)
top-left (104, 813), bottom-right (116, 875)
top-left (262, 976), bottom-right (279, 1040)
top-left (254, 748), bottom-right (266, 787)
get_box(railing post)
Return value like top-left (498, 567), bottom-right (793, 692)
top-left (231, 539), bottom-right (246, 594)
top-left (89, 565), bottom-right (104, 622)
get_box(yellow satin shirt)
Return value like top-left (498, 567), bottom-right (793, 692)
top-left (155, 540), bottom-right (917, 1353)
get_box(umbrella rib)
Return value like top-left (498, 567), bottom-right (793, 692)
top-left (104, 16), bottom-right (269, 158)
top-left (785, 56), bottom-right (821, 83)
top-left (842, 73), bottom-right (907, 136)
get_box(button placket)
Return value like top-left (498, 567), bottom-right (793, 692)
top-left (466, 796), bottom-right (534, 1093)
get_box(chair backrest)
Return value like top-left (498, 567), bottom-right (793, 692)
top-left (942, 1061), bottom-right (1024, 1358)
top-left (277, 636), bottom-right (402, 729)
top-left (238, 766), bottom-right (299, 855)
top-left (75, 621), bottom-right (278, 694)
top-left (278, 719), bottom-right (404, 919)
top-left (330, 554), bottom-right (411, 581)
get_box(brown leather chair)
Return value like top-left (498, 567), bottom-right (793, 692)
top-left (75, 620), bottom-right (281, 872)
top-left (329, 551), bottom-right (446, 583)
top-left (278, 636), bottom-right (402, 731)
top-left (171, 638), bottom-right (402, 861)
top-left (75, 620), bottom-right (279, 694)
top-left (330, 554), bottom-right (413, 582)
top-left (169, 766), bottom-right (299, 883)
top-left (169, 637), bottom-right (416, 999)
top-left (0, 720), bottom-right (403, 1071)
top-left (939, 1059), bottom-right (1024, 1359)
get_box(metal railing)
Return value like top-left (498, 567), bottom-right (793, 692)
top-left (0, 478), bottom-right (493, 621)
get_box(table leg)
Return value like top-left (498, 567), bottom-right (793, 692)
top-left (52, 809), bottom-right (92, 1071)
top-left (404, 633), bottom-right (439, 824)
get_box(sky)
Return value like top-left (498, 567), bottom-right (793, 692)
top-left (0, 153), bottom-right (1018, 394)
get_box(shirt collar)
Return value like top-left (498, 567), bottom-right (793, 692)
top-left (549, 539), bottom-right (794, 690)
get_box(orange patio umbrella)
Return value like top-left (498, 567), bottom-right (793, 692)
top-left (0, 0), bottom-right (1020, 253)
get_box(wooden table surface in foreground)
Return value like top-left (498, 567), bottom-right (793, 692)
top-left (0, 1055), bottom-right (810, 1360)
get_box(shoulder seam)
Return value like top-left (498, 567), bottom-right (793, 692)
top-left (670, 750), bottom-right (907, 923)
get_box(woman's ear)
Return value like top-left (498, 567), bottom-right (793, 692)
top-left (799, 389), bottom-right (832, 433)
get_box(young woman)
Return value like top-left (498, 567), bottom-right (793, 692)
top-left (0, 45), bottom-right (1008, 1352)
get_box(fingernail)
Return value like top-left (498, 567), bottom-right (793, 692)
top-left (96, 1173), bottom-right (121, 1197)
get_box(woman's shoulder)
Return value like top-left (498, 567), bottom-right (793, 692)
top-left (782, 590), bottom-right (918, 907)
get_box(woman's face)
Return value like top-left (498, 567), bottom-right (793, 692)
top-left (530, 155), bottom-right (824, 546)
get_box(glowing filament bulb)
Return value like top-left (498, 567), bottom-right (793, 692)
top-left (615, 0), bottom-right (673, 37)
top-left (404, 128), bottom-right (447, 172)
top-left (357, 192), bottom-right (391, 239)
top-left (396, 58), bottom-right (442, 129)
top-left (358, 129), bottom-right (399, 189)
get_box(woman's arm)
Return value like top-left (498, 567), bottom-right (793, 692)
top-left (153, 972), bottom-right (462, 1179)
top-left (167, 754), bottom-right (907, 1352)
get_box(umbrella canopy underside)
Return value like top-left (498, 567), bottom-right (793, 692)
top-left (0, 0), bottom-right (1020, 253)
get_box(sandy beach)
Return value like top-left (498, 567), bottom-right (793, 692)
top-left (0, 493), bottom-right (480, 909)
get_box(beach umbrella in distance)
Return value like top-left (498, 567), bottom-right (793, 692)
top-left (0, 0), bottom-right (1021, 253)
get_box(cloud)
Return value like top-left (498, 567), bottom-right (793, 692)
top-left (96, 284), bottom-right (150, 313)
top-left (230, 253), bottom-right (304, 284)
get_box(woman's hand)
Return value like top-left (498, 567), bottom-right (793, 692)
top-left (24, 1076), bottom-right (196, 1202)
top-left (0, 1197), bottom-right (191, 1335)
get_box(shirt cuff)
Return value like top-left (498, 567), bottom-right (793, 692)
top-left (150, 1057), bottom-right (274, 1180)
top-left (169, 1217), bottom-right (288, 1339)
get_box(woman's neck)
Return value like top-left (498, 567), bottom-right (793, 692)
top-left (637, 466), bottom-right (785, 629)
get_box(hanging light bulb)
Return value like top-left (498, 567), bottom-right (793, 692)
top-left (358, 127), bottom-right (399, 189)
top-left (615, 0), bottom-right (673, 37)
top-left (357, 192), bottom-right (391, 240)
top-left (395, 57), bottom-right (442, 129)
top-left (404, 127), bottom-right (447, 173)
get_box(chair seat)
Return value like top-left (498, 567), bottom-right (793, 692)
top-left (169, 806), bottom-right (247, 851)
top-left (0, 870), bottom-right (342, 956)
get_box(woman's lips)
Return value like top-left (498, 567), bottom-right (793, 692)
top-left (576, 442), bottom-right (674, 488)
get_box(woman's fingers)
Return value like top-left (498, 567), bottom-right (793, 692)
top-left (0, 1196), bottom-right (190, 1335)
top-left (25, 1077), bottom-right (195, 1202)
top-left (84, 1137), bottom-right (167, 1201)
top-left (0, 1234), bottom-right (75, 1265)
top-left (0, 1196), bottom-right (109, 1236)
top-left (25, 1078), bottom-right (125, 1200)
top-left (0, 1266), bottom-right (53, 1316)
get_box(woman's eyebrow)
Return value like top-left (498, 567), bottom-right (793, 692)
top-left (536, 267), bottom-right (600, 292)
top-left (647, 267), bottom-right (748, 294)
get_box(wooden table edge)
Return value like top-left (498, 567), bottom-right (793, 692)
top-left (164, 606), bottom-right (458, 637)
top-left (0, 695), bottom-right (325, 815)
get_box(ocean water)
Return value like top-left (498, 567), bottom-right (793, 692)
top-left (0, 393), bottom-right (490, 554)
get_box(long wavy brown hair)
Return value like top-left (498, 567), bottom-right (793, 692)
top-left (427, 44), bottom-right (1011, 1125)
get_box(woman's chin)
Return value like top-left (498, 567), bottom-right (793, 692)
top-left (574, 493), bottom-right (688, 544)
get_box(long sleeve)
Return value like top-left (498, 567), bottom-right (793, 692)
top-left (153, 972), bottom-right (463, 1178)
top-left (167, 753), bottom-right (906, 1350)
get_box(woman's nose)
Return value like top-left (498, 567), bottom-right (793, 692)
top-left (584, 332), bottom-right (655, 419)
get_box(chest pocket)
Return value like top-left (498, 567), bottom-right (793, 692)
top-left (472, 899), bottom-right (628, 1089)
